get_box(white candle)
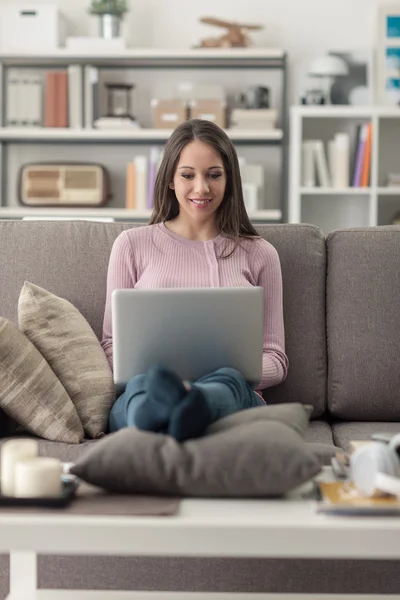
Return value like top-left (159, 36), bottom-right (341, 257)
top-left (1, 439), bottom-right (39, 496)
top-left (14, 457), bottom-right (62, 498)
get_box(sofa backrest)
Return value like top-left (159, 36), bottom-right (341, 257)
top-left (0, 221), bottom-right (327, 416)
top-left (326, 226), bottom-right (400, 421)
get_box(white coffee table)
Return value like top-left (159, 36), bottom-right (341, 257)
top-left (1, 469), bottom-right (400, 600)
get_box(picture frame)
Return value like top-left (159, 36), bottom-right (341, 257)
top-left (328, 49), bottom-right (376, 106)
top-left (377, 3), bottom-right (400, 105)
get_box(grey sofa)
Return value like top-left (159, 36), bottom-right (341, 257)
top-left (0, 219), bottom-right (399, 596)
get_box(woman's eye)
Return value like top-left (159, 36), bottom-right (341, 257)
top-left (210, 172), bottom-right (222, 179)
top-left (181, 173), bottom-right (193, 179)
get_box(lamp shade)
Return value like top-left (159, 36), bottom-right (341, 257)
top-left (308, 55), bottom-right (349, 77)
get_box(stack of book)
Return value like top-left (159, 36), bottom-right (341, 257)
top-left (5, 65), bottom-right (106, 129)
top-left (351, 122), bottom-right (372, 187)
top-left (301, 122), bottom-right (372, 188)
top-left (6, 66), bottom-right (84, 128)
top-left (229, 108), bottom-right (277, 130)
top-left (6, 71), bottom-right (42, 127)
top-left (125, 147), bottom-right (164, 211)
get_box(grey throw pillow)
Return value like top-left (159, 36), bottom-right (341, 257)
top-left (207, 403), bottom-right (313, 438)
top-left (71, 421), bottom-right (321, 498)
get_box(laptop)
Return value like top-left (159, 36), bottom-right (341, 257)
top-left (112, 287), bottom-right (264, 392)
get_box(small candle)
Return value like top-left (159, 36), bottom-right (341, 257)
top-left (1, 439), bottom-right (39, 496)
top-left (14, 457), bottom-right (62, 498)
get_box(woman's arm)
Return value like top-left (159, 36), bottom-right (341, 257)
top-left (253, 240), bottom-right (289, 391)
top-left (101, 231), bottom-right (137, 370)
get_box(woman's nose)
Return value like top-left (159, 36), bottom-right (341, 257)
top-left (194, 177), bottom-right (210, 194)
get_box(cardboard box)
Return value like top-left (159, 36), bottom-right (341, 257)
top-left (151, 99), bottom-right (187, 129)
top-left (189, 99), bottom-right (226, 128)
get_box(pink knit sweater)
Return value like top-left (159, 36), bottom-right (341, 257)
top-left (101, 223), bottom-right (288, 392)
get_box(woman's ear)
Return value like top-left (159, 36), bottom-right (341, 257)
top-left (169, 183), bottom-right (175, 190)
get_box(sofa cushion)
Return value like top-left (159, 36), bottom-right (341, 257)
top-left (305, 419), bottom-right (334, 445)
top-left (258, 225), bottom-right (327, 416)
top-left (18, 282), bottom-right (115, 439)
top-left (332, 421), bottom-right (400, 453)
top-left (0, 221), bottom-right (327, 418)
top-left (327, 226), bottom-right (400, 420)
top-left (208, 402), bottom-right (313, 438)
top-left (71, 419), bottom-right (321, 498)
top-left (0, 318), bottom-right (84, 444)
top-left (304, 419), bottom-right (338, 466)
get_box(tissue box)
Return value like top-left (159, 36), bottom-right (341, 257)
top-left (0, 5), bottom-right (67, 50)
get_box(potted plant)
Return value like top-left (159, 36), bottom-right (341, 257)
top-left (89, 0), bottom-right (129, 39)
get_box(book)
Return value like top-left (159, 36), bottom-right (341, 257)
top-left (133, 155), bottom-right (148, 211)
top-left (318, 481), bottom-right (400, 515)
top-left (45, 72), bottom-right (57, 128)
top-left (361, 122), bottom-right (372, 187)
top-left (28, 74), bottom-right (43, 127)
top-left (146, 146), bottom-right (160, 209)
top-left (313, 140), bottom-right (331, 187)
top-left (94, 117), bottom-right (140, 129)
top-left (302, 141), bottom-right (315, 187)
top-left (125, 162), bottom-right (136, 209)
top-left (6, 71), bottom-right (18, 126)
top-left (352, 123), bottom-right (369, 187)
top-left (68, 65), bottom-right (83, 129)
top-left (44, 71), bottom-right (68, 128)
top-left (56, 72), bottom-right (68, 128)
top-left (332, 132), bottom-right (350, 188)
top-left (84, 66), bottom-right (99, 129)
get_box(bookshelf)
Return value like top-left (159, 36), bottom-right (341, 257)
top-left (0, 48), bottom-right (287, 223)
top-left (289, 105), bottom-right (400, 233)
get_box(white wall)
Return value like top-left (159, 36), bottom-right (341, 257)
top-left (0, 0), bottom-right (382, 101)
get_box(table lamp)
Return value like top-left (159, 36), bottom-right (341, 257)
top-left (308, 55), bottom-right (349, 104)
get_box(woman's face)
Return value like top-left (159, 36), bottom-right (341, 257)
top-left (171, 140), bottom-right (227, 224)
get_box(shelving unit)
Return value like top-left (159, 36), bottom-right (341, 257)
top-left (0, 48), bottom-right (287, 222)
top-left (289, 105), bottom-right (400, 232)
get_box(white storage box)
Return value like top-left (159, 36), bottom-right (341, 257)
top-left (0, 5), bottom-right (67, 50)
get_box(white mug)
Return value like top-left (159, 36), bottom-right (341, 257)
top-left (350, 433), bottom-right (400, 498)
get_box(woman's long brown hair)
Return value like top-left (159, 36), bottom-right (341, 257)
top-left (149, 119), bottom-right (259, 252)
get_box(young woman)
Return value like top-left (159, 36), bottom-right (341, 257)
top-left (101, 119), bottom-right (288, 442)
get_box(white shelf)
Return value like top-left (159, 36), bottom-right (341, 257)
top-left (292, 105), bottom-right (400, 118)
top-left (0, 127), bottom-right (283, 143)
top-left (301, 187), bottom-right (371, 195)
top-left (250, 209), bottom-right (282, 220)
top-left (0, 207), bottom-right (282, 221)
top-left (377, 187), bottom-right (400, 195)
top-left (0, 47), bottom-right (285, 62)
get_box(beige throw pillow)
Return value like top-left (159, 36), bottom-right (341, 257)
top-left (18, 282), bottom-right (115, 439)
top-left (0, 318), bottom-right (84, 443)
